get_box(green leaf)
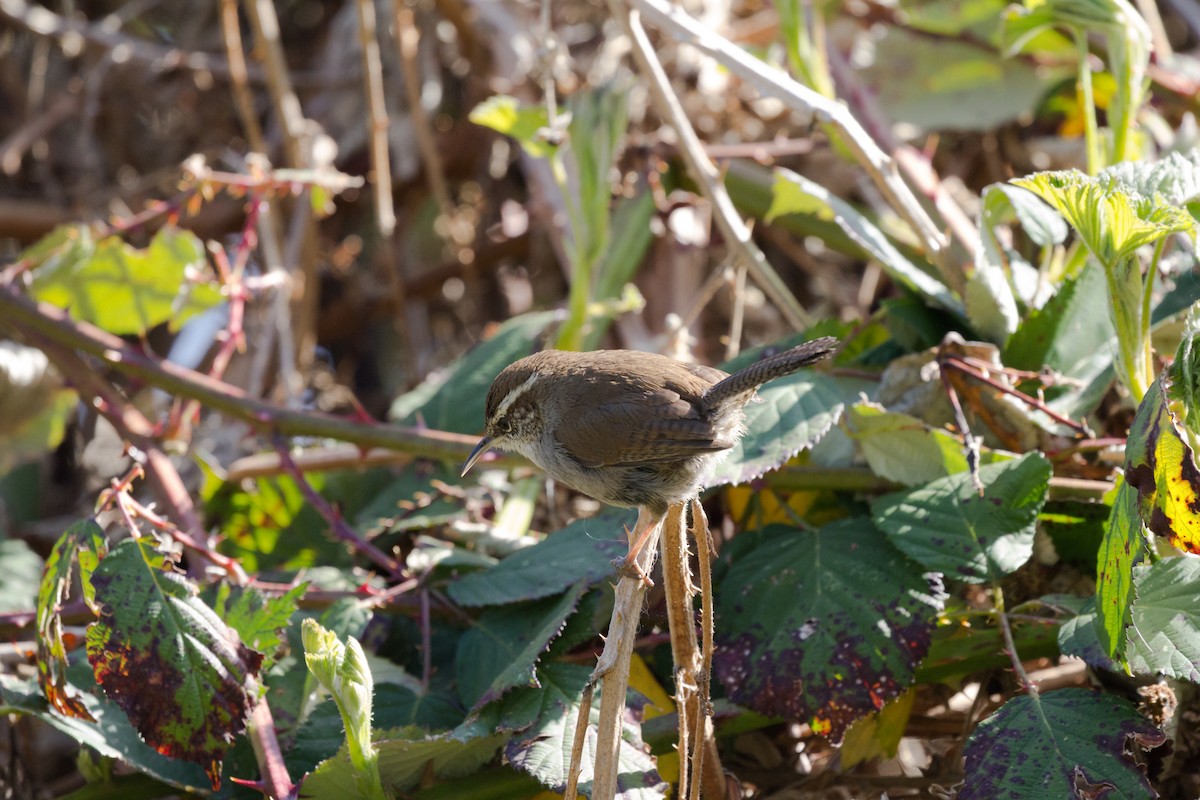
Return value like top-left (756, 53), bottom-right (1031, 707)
top-left (1095, 478), bottom-right (1143, 662)
top-left (288, 684), bottom-right (464, 778)
top-left (447, 508), bottom-right (633, 606)
top-left (211, 582), bottom-right (307, 672)
top-left (27, 225), bottom-right (222, 336)
top-left (984, 183), bottom-right (1069, 248)
top-left (960, 689), bottom-right (1164, 799)
top-left (709, 370), bottom-right (873, 487)
top-left (871, 452), bottom-right (1052, 583)
top-left (1013, 170), bottom-right (1194, 267)
top-left (1003, 260), bottom-right (1115, 419)
top-left (455, 582), bottom-right (587, 710)
top-left (713, 520), bottom-right (945, 743)
top-left (302, 723), bottom-right (507, 798)
top-left (1124, 373), bottom-right (1200, 555)
top-left (0, 673), bottom-right (211, 792)
top-left (1063, 557), bottom-right (1200, 682)
top-left (769, 169), bottom-right (964, 315)
top-left (469, 95), bottom-right (557, 160)
top-left (1101, 148), bottom-right (1200, 208)
top-left (36, 520), bottom-right (107, 720)
top-left (861, 26), bottom-right (1065, 132)
top-left (85, 538), bottom-right (263, 788)
top-left (503, 662), bottom-right (666, 798)
top-left (390, 310), bottom-right (557, 434)
top-left (354, 465), bottom-right (466, 537)
top-left (1126, 558), bottom-right (1200, 681)
top-left (843, 403), bottom-right (975, 486)
top-left (0, 539), bottom-right (41, 612)
top-left (0, 342), bottom-right (77, 473)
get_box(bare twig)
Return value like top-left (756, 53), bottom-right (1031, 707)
top-left (690, 498), bottom-right (722, 798)
top-left (219, 0), bottom-right (266, 154)
top-left (241, 0), bottom-right (307, 169)
top-left (247, 698), bottom-right (297, 800)
top-left (578, 506), bottom-right (666, 800)
top-left (609, 0), bottom-right (814, 331)
top-left (0, 285), bottom-right (518, 466)
top-left (356, 0), bottom-right (396, 237)
top-left (274, 434), bottom-right (404, 577)
top-left (630, 0), bottom-right (948, 269)
top-left (393, 1), bottom-right (453, 215)
top-left (660, 501), bottom-right (700, 800)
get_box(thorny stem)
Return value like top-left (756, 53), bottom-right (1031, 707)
top-left (993, 584), bottom-right (1035, 694)
top-left (273, 434), bottom-right (404, 577)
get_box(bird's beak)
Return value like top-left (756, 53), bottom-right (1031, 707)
top-left (461, 436), bottom-right (494, 477)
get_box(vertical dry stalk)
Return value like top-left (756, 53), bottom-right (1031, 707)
top-left (393, 1), bottom-right (452, 215)
top-left (218, 0), bottom-right (265, 154)
top-left (660, 500), bottom-right (701, 799)
top-left (605, 0), bottom-right (813, 332)
top-left (356, 0), bottom-right (397, 237)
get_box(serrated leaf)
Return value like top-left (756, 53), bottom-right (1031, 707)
top-left (455, 583), bottom-right (586, 710)
top-left (769, 169), bottom-right (963, 314)
top-left (0, 673), bottom-right (210, 792)
top-left (301, 724), bottom-right (507, 798)
top-left (1014, 170), bottom-right (1194, 267)
top-left (390, 311), bottom-right (557, 434)
top-left (85, 538), bottom-right (263, 788)
top-left (211, 582), bottom-right (307, 672)
top-left (1101, 149), bottom-right (1200, 208)
top-left (36, 519), bottom-right (107, 721)
top-left (843, 402), bottom-right (974, 485)
top-left (504, 662), bottom-right (666, 798)
top-left (713, 521), bottom-right (945, 743)
top-left (28, 226), bottom-right (222, 336)
top-left (960, 689), bottom-right (1164, 800)
top-left (1124, 373), bottom-right (1200, 554)
top-left (709, 371), bottom-right (872, 487)
top-left (1003, 260), bottom-right (1115, 418)
top-left (469, 95), bottom-right (557, 159)
top-left (1096, 477), bottom-right (1143, 661)
top-left (447, 508), bottom-right (633, 606)
top-left (871, 452), bottom-right (1051, 583)
top-left (288, 683), bottom-right (464, 778)
top-left (1062, 556), bottom-right (1200, 682)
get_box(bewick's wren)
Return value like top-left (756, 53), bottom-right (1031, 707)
top-left (461, 337), bottom-right (838, 581)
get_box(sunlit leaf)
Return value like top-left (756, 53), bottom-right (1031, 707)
top-left (469, 95), bottom-right (558, 159)
top-left (871, 452), bottom-right (1051, 583)
top-left (769, 169), bottom-right (963, 315)
top-left (1096, 477), bottom-right (1143, 662)
top-left (85, 538), bottom-right (263, 788)
top-left (36, 520), bottom-right (107, 721)
top-left (27, 225), bottom-right (222, 336)
top-left (1124, 373), bottom-right (1200, 554)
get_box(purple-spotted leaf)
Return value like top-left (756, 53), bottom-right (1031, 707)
top-left (1124, 373), bottom-right (1200, 554)
top-left (1096, 478), bottom-right (1144, 661)
top-left (85, 538), bottom-right (263, 788)
top-left (708, 372), bottom-right (872, 487)
top-left (960, 689), bottom-right (1164, 800)
top-left (713, 520), bottom-right (945, 743)
top-left (455, 582), bottom-right (587, 711)
top-left (36, 519), bottom-right (107, 720)
top-left (870, 452), bottom-right (1051, 584)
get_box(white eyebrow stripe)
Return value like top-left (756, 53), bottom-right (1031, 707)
top-left (494, 373), bottom-right (539, 419)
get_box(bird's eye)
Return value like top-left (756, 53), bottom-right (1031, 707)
top-left (495, 418), bottom-right (512, 435)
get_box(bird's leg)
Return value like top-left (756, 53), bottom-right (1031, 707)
top-left (615, 506), bottom-right (663, 587)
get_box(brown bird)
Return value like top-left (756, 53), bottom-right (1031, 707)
top-left (462, 337), bottom-right (838, 582)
